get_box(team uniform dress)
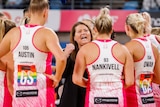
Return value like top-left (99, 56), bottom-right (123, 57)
top-left (11, 25), bottom-right (55, 107)
top-left (85, 40), bottom-right (126, 107)
top-left (146, 34), bottom-right (160, 51)
top-left (0, 71), bottom-right (12, 107)
top-left (146, 34), bottom-right (160, 106)
top-left (125, 38), bottom-right (156, 107)
top-left (0, 71), bottom-right (5, 107)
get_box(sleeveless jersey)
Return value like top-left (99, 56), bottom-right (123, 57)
top-left (0, 71), bottom-right (5, 106)
top-left (126, 38), bottom-right (156, 107)
top-left (0, 71), bottom-right (12, 107)
top-left (146, 34), bottom-right (160, 106)
top-left (146, 34), bottom-right (160, 52)
top-left (86, 40), bottom-right (125, 107)
top-left (12, 25), bottom-right (55, 107)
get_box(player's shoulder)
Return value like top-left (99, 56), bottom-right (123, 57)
top-left (83, 41), bottom-right (97, 48)
top-left (42, 26), bottom-right (52, 30)
top-left (37, 26), bottom-right (56, 34)
top-left (6, 26), bottom-right (20, 35)
top-left (125, 39), bottom-right (141, 47)
top-left (45, 26), bottom-right (55, 32)
top-left (80, 41), bottom-right (98, 54)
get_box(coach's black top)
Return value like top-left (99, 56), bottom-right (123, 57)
top-left (58, 56), bottom-right (88, 107)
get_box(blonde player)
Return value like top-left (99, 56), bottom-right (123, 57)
top-left (125, 13), bottom-right (160, 107)
top-left (0, 0), bottom-right (67, 106)
top-left (72, 7), bottom-right (134, 107)
top-left (0, 19), bottom-right (16, 107)
top-left (142, 12), bottom-right (160, 107)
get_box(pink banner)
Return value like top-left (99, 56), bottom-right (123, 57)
top-left (0, 9), bottom-right (138, 32)
top-left (59, 10), bottom-right (138, 32)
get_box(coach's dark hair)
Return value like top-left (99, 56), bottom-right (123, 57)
top-left (70, 21), bottom-right (93, 61)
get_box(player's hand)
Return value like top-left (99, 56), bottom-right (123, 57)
top-left (64, 43), bottom-right (75, 57)
top-left (44, 73), bottom-right (59, 88)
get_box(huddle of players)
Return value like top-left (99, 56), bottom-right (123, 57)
top-left (0, 0), bottom-right (160, 107)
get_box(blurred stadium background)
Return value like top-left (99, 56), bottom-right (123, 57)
top-left (0, 0), bottom-right (160, 47)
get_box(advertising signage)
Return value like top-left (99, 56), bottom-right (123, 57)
top-left (0, 9), bottom-right (159, 32)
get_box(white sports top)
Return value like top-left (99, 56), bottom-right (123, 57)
top-left (11, 25), bottom-right (54, 107)
top-left (146, 34), bottom-right (160, 52)
top-left (126, 38), bottom-right (156, 107)
top-left (85, 40), bottom-right (125, 107)
top-left (87, 40), bottom-right (124, 90)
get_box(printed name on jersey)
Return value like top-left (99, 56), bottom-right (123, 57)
top-left (18, 51), bottom-right (34, 58)
top-left (94, 97), bottom-right (118, 104)
top-left (18, 45), bottom-right (34, 58)
top-left (16, 90), bottom-right (38, 97)
top-left (143, 61), bottom-right (153, 67)
top-left (92, 63), bottom-right (119, 70)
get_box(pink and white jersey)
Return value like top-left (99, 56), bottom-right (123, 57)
top-left (86, 40), bottom-right (125, 107)
top-left (0, 71), bottom-right (5, 107)
top-left (12, 25), bottom-right (55, 107)
top-left (126, 38), bottom-right (156, 107)
top-left (146, 34), bottom-right (160, 106)
top-left (146, 34), bottom-right (160, 52)
top-left (0, 71), bottom-right (12, 107)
